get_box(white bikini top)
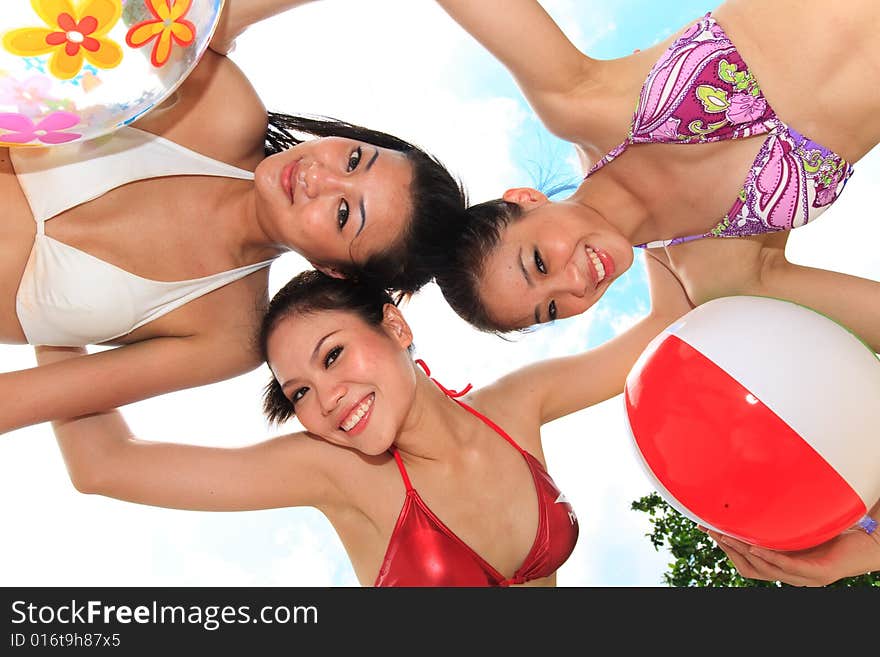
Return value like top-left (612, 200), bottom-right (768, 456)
top-left (10, 126), bottom-right (274, 347)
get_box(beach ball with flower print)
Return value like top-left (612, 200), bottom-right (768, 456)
top-left (0, 0), bottom-right (224, 147)
top-left (624, 296), bottom-right (880, 551)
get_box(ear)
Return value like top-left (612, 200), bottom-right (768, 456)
top-left (502, 187), bottom-right (548, 210)
top-left (311, 263), bottom-right (346, 279)
top-left (381, 303), bottom-right (413, 350)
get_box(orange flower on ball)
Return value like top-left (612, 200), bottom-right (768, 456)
top-left (3, 0), bottom-right (124, 80)
top-left (125, 0), bottom-right (196, 68)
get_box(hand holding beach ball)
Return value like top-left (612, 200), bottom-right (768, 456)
top-left (624, 296), bottom-right (880, 551)
top-left (0, 0), bottom-right (224, 147)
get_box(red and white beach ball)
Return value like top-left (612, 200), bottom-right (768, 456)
top-left (624, 296), bottom-right (880, 551)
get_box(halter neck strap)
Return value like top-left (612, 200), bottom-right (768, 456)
top-left (415, 359), bottom-right (473, 398)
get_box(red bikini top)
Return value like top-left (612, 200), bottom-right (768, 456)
top-left (373, 361), bottom-right (579, 587)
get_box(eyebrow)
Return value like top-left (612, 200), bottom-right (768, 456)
top-left (357, 198), bottom-right (366, 237)
top-left (354, 148), bottom-right (379, 239)
top-left (279, 330), bottom-right (340, 392)
top-left (311, 330), bottom-right (340, 364)
top-left (516, 247), bottom-right (541, 324)
top-left (518, 248), bottom-right (533, 288)
top-left (366, 147), bottom-right (379, 171)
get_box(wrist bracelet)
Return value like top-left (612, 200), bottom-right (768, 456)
top-left (857, 515), bottom-right (878, 535)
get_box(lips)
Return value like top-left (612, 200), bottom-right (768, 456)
top-left (338, 393), bottom-right (375, 437)
top-left (584, 248), bottom-right (599, 288)
top-left (280, 159), bottom-right (300, 204)
top-left (595, 248), bottom-right (615, 280)
top-left (585, 245), bottom-right (615, 288)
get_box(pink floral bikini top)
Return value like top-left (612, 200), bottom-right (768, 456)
top-left (585, 13), bottom-right (854, 248)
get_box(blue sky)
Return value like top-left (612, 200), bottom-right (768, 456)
top-left (1, 0), bottom-right (878, 589)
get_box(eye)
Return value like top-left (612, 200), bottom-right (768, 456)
top-left (548, 300), bottom-right (557, 322)
top-left (347, 146), bottom-right (362, 172)
top-left (534, 249), bottom-right (547, 275)
top-left (324, 346), bottom-right (343, 368)
top-left (291, 387), bottom-right (309, 406)
top-left (337, 200), bottom-right (349, 230)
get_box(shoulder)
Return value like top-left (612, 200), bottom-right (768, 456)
top-left (665, 235), bottom-right (774, 306)
top-left (301, 438), bottom-right (401, 516)
top-left (460, 383), bottom-right (543, 453)
top-left (242, 429), bottom-right (376, 512)
top-left (154, 266), bottom-right (271, 354)
top-left (133, 50), bottom-right (268, 167)
top-left (546, 43), bottom-right (672, 148)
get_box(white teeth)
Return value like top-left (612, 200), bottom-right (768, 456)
top-left (340, 394), bottom-right (374, 432)
top-left (586, 247), bottom-right (606, 284)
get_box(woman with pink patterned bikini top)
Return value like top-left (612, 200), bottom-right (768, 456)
top-left (586, 13), bottom-right (853, 248)
top-left (430, 1), bottom-right (880, 358)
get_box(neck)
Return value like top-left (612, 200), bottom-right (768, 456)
top-left (392, 368), bottom-right (476, 465)
top-left (570, 174), bottom-right (654, 244)
top-left (218, 179), bottom-right (291, 265)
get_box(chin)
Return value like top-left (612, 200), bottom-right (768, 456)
top-left (359, 430), bottom-right (397, 456)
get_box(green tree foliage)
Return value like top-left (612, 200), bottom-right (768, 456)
top-left (631, 492), bottom-right (880, 587)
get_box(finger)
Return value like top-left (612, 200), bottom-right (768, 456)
top-left (708, 534), bottom-right (763, 577)
top-left (713, 535), bottom-right (811, 585)
top-left (709, 531), bottom-right (751, 557)
top-left (716, 540), bottom-right (763, 579)
top-left (738, 548), bottom-right (816, 586)
top-left (747, 546), bottom-right (821, 584)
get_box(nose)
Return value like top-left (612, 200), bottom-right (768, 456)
top-left (317, 380), bottom-right (346, 417)
top-left (300, 162), bottom-right (345, 199)
top-left (557, 258), bottom-right (587, 298)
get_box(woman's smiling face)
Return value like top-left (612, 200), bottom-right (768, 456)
top-left (254, 136), bottom-right (414, 272)
top-left (477, 191), bottom-right (634, 329)
top-left (266, 306), bottom-right (416, 455)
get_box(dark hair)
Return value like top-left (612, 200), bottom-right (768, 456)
top-left (434, 198), bottom-right (524, 333)
top-left (258, 269), bottom-right (396, 426)
top-left (266, 112), bottom-right (469, 296)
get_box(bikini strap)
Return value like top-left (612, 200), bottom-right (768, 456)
top-left (415, 359), bottom-right (525, 455)
top-left (452, 396), bottom-right (526, 455)
top-left (415, 359), bottom-right (472, 398)
top-left (390, 449), bottom-right (414, 492)
top-left (388, 360), bottom-right (475, 493)
top-left (583, 139), bottom-right (630, 179)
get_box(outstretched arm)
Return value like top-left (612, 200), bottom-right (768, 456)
top-left (433, 0), bottom-right (593, 134)
top-left (36, 347), bottom-right (339, 512)
top-left (704, 501), bottom-right (880, 586)
top-left (757, 252), bottom-right (880, 353)
top-left (1, 333), bottom-right (258, 436)
top-left (487, 249), bottom-right (694, 425)
top-left (210, 0), bottom-right (321, 54)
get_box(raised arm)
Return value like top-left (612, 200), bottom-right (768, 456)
top-left (434, 0), bottom-right (590, 93)
top-left (757, 252), bottom-right (880, 354)
top-left (485, 249), bottom-right (693, 425)
top-left (36, 347), bottom-right (339, 512)
top-left (433, 0), bottom-right (593, 133)
top-left (210, 0), bottom-right (321, 54)
top-left (676, 235), bottom-right (880, 354)
top-left (1, 333), bottom-right (258, 435)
